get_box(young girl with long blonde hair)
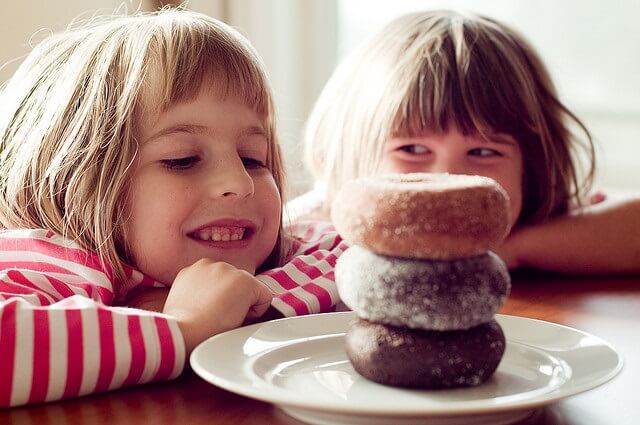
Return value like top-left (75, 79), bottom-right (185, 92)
top-left (0, 8), bottom-right (345, 407)
top-left (294, 10), bottom-right (639, 274)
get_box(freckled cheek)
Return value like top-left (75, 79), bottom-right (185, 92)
top-left (264, 184), bottom-right (282, 222)
top-left (256, 177), bottom-right (282, 236)
top-left (507, 194), bottom-right (522, 229)
top-left (128, 179), bottom-right (189, 238)
top-left (501, 180), bottom-right (523, 229)
top-left (509, 161), bottom-right (525, 227)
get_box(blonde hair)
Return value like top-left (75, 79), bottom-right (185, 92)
top-left (305, 10), bottom-right (595, 225)
top-left (0, 7), bottom-right (285, 283)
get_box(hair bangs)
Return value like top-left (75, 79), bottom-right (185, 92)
top-left (392, 64), bottom-right (486, 139)
top-left (139, 15), bottom-right (273, 134)
top-left (392, 16), bottom-right (535, 143)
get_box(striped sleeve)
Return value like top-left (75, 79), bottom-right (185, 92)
top-left (257, 221), bottom-right (349, 317)
top-left (0, 229), bottom-right (185, 408)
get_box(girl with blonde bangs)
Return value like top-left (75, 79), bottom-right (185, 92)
top-left (0, 8), bottom-right (346, 407)
top-left (295, 10), bottom-right (640, 274)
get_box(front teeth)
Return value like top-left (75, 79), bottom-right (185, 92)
top-left (196, 227), bottom-right (245, 241)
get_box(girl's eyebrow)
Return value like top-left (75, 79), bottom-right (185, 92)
top-left (480, 133), bottom-right (518, 147)
top-left (145, 124), bottom-right (267, 145)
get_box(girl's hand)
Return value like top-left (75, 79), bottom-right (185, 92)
top-left (589, 191), bottom-right (607, 205)
top-left (163, 259), bottom-right (273, 354)
top-left (570, 190), bottom-right (607, 210)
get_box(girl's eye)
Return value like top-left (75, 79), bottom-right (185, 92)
top-left (468, 148), bottom-right (502, 157)
top-left (161, 156), bottom-right (200, 169)
top-left (398, 144), bottom-right (429, 155)
top-left (242, 157), bottom-right (267, 169)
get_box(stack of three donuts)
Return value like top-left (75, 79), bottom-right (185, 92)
top-left (332, 173), bottom-right (512, 389)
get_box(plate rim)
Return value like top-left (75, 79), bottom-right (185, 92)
top-left (190, 312), bottom-right (623, 417)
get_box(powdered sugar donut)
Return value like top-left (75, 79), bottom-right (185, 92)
top-left (336, 246), bottom-right (510, 330)
top-left (345, 318), bottom-right (505, 389)
top-left (331, 173), bottom-right (510, 259)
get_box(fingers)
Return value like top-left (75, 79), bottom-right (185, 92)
top-left (569, 190), bottom-right (607, 211)
top-left (590, 191), bottom-right (607, 205)
top-left (245, 283), bottom-right (273, 320)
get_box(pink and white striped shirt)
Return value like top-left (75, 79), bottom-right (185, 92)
top-left (0, 220), bottom-right (347, 407)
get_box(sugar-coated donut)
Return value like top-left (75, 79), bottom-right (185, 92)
top-left (331, 173), bottom-right (510, 259)
top-left (346, 318), bottom-right (505, 389)
top-left (336, 246), bottom-right (510, 330)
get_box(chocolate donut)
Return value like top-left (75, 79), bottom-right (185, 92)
top-left (336, 246), bottom-right (510, 330)
top-left (331, 173), bottom-right (510, 259)
top-left (345, 318), bottom-right (505, 389)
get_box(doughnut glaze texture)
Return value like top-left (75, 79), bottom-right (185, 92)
top-left (331, 173), bottom-right (510, 259)
top-left (345, 318), bottom-right (506, 389)
top-left (336, 246), bottom-right (510, 330)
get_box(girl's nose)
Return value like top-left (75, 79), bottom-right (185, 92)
top-left (209, 158), bottom-right (254, 198)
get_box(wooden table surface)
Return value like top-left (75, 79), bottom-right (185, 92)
top-left (3, 271), bottom-right (639, 425)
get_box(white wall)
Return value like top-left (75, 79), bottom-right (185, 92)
top-left (0, 1), bottom-right (155, 83)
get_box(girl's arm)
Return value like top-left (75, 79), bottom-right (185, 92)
top-left (128, 288), bottom-right (287, 322)
top-left (257, 220), bottom-right (349, 317)
top-left (497, 195), bottom-right (640, 274)
top-left (0, 295), bottom-right (184, 408)
top-left (126, 220), bottom-right (349, 323)
top-left (161, 259), bottom-right (272, 355)
top-left (0, 230), bottom-right (185, 408)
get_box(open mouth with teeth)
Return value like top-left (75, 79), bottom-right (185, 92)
top-left (189, 226), bottom-right (252, 242)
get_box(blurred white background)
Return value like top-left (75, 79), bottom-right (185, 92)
top-left (2, 0), bottom-right (638, 198)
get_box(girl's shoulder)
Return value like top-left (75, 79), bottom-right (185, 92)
top-left (0, 228), bottom-right (107, 273)
top-left (0, 228), bottom-right (117, 295)
top-left (0, 228), bottom-right (162, 299)
top-left (0, 228), bottom-right (89, 252)
top-left (285, 185), bottom-right (330, 223)
top-left (0, 228), bottom-right (111, 276)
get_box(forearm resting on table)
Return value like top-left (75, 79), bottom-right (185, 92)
top-left (501, 196), bottom-right (640, 274)
top-left (128, 288), bottom-right (284, 320)
top-left (127, 286), bottom-right (282, 355)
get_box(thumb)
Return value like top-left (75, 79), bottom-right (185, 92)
top-left (245, 283), bottom-right (273, 320)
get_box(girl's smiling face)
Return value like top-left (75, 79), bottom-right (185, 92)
top-left (125, 84), bottom-right (281, 284)
top-left (380, 128), bottom-right (524, 229)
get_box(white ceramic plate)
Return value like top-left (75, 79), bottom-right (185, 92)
top-left (191, 313), bottom-right (622, 425)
